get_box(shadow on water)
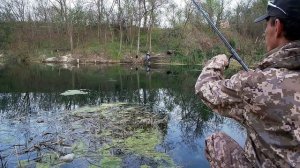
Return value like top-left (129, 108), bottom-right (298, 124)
top-left (0, 63), bottom-right (246, 168)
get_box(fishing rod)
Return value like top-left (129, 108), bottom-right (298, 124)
top-left (191, 0), bottom-right (249, 71)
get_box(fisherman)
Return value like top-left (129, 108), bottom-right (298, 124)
top-left (145, 52), bottom-right (151, 63)
top-left (195, 0), bottom-right (300, 167)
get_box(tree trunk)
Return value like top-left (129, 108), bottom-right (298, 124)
top-left (68, 21), bottom-right (73, 51)
top-left (142, 0), bottom-right (148, 28)
top-left (137, 0), bottom-right (142, 55)
top-left (148, 6), bottom-right (155, 53)
top-left (118, 0), bottom-right (123, 57)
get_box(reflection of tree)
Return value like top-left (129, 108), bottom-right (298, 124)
top-left (163, 89), bottom-right (224, 148)
top-left (0, 64), bottom-right (223, 137)
top-left (20, 92), bottom-right (31, 114)
top-left (0, 64), bottom-right (249, 168)
top-left (1, 65), bottom-right (219, 125)
top-left (1, 92), bottom-right (34, 118)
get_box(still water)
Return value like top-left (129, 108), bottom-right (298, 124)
top-left (0, 63), bottom-right (246, 168)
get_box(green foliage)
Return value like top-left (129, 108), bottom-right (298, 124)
top-left (190, 49), bottom-right (207, 64)
top-left (229, 39), bottom-right (236, 48)
top-left (0, 21), bottom-right (263, 66)
top-left (148, 28), bottom-right (166, 52)
top-left (159, 28), bottom-right (183, 52)
top-left (107, 41), bottom-right (122, 60)
top-left (139, 31), bottom-right (150, 53)
top-left (85, 41), bottom-right (103, 55)
top-left (170, 52), bottom-right (189, 64)
top-left (0, 0), bottom-right (269, 66)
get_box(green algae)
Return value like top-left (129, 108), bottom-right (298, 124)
top-left (124, 129), bottom-right (160, 157)
top-left (79, 103), bottom-right (175, 167)
top-left (100, 156), bottom-right (122, 168)
top-left (34, 152), bottom-right (59, 168)
top-left (18, 160), bottom-right (30, 168)
top-left (123, 129), bottom-right (175, 166)
top-left (99, 144), bottom-right (122, 168)
top-left (72, 141), bottom-right (86, 155)
top-left (36, 163), bottom-right (50, 168)
top-left (72, 103), bottom-right (126, 115)
top-left (12, 103), bottom-right (175, 168)
top-left (99, 130), bottom-right (112, 137)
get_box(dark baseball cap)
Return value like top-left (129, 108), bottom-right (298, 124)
top-left (255, 0), bottom-right (300, 23)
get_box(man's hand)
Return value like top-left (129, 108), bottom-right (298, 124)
top-left (205, 54), bottom-right (229, 70)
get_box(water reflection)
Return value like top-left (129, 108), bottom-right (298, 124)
top-left (0, 64), bottom-right (246, 168)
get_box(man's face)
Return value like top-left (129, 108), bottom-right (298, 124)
top-left (265, 19), bottom-right (277, 52)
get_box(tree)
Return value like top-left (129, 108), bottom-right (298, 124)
top-left (51, 0), bottom-right (74, 51)
top-left (136, 0), bottom-right (142, 54)
top-left (117, 0), bottom-right (123, 57)
top-left (204, 0), bottom-right (226, 28)
top-left (95, 0), bottom-right (105, 41)
top-left (230, 0), bottom-right (267, 37)
top-left (146, 0), bottom-right (168, 52)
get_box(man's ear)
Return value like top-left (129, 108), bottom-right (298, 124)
top-left (275, 19), bottom-right (284, 38)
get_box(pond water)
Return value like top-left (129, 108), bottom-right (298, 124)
top-left (0, 63), bottom-right (246, 168)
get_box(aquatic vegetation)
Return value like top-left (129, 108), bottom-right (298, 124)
top-left (18, 160), bottom-right (31, 167)
top-left (77, 103), bottom-right (175, 167)
top-left (36, 162), bottom-right (50, 168)
top-left (60, 89), bottom-right (89, 96)
top-left (123, 129), bottom-right (175, 166)
top-left (141, 165), bottom-right (151, 168)
top-left (72, 141), bottom-right (86, 155)
top-left (3, 103), bottom-right (175, 168)
top-left (124, 129), bottom-right (161, 157)
top-left (99, 145), bottom-right (122, 168)
top-left (101, 157), bottom-right (122, 168)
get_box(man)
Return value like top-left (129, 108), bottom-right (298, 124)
top-left (195, 0), bottom-right (300, 167)
top-left (145, 52), bottom-right (151, 62)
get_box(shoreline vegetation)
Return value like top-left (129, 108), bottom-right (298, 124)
top-left (0, 0), bottom-right (268, 67)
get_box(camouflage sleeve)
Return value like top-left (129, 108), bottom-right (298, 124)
top-left (195, 54), bottom-right (251, 120)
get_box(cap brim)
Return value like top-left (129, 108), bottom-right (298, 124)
top-left (254, 14), bottom-right (269, 23)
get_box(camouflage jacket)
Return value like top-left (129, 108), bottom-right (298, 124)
top-left (195, 41), bottom-right (300, 168)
